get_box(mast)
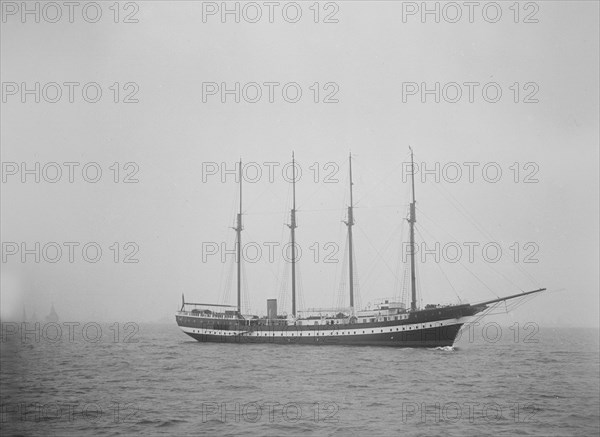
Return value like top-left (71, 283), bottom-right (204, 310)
top-left (235, 159), bottom-right (243, 314)
top-left (344, 153), bottom-right (355, 314)
top-left (408, 147), bottom-right (417, 311)
top-left (288, 152), bottom-right (298, 317)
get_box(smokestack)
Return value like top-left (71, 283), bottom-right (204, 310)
top-left (267, 299), bottom-right (277, 320)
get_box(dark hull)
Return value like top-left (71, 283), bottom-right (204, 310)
top-left (181, 323), bottom-right (463, 347)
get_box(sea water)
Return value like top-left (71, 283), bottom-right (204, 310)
top-left (1, 323), bottom-right (598, 436)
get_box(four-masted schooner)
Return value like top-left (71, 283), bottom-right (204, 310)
top-left (176, 150), bottom-right (544, 347)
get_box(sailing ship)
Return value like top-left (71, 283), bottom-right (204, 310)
top-left (45, 304), bottom-right (59, 323)
top-left (175, 149), bottom-right (544, 347)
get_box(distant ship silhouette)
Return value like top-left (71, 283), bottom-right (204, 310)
top-left (30, 311), bottom-right (39, 323)
top-left (45, 304), bottom-right (59, 323)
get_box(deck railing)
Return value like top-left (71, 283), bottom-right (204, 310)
top-left (176, 311), bottom-right (238, 319)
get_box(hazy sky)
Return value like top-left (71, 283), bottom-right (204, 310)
top-left (1, 1), bottom-right (598, 327)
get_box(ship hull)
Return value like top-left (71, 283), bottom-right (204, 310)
top-left (175, 303), bottom-right (484, 347)
top-left (179, 322), bottom-right (463, 347)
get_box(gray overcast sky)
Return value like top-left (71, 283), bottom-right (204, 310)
top-left (1, 1), bottom-right (598, 327)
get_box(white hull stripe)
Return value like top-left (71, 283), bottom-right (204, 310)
top-left (179, 317), bottom-right (466, 338)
